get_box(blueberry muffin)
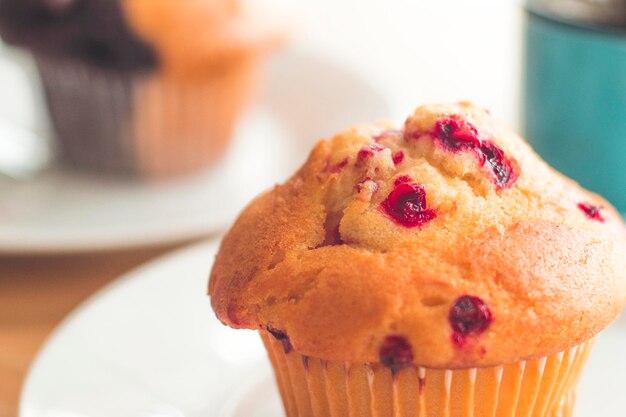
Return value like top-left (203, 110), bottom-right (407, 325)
top-left (209, 102), bottom-right (626, 417)
top-left (0, 0), bottom-right (281, 177)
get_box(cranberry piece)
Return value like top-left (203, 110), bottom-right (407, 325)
top-left (394, 175), bottom-right (413, 186)
top-left (577, 203), bottom-right (605, 222)
top-left (357, 144), bottom-right (384, 161)
top-left (479, 142), bottom-right (519, 189)
top-left (381, 178), bottom-right (436, 228)
top-left (379, 335), bottom-right (413, 369)
top-left (267, 327), bottom-right (292, 354)
top-left (430, 116), bottom-right (519, 189)
top-left (434, 116), bottom-right (481, 151)
top-left (392, 151), bottom-right (405, 165)
top-left (449, 295), bottom-right (492, 348)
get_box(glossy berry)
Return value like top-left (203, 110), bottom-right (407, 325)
top-left (381, 177), bottom-right (436, 228)
top-left (392, 151), bottom-right (405, 165)
top-left (479, 141), bottom-right (518, 189)
top-left (577, 203), bottom-right (605, 222)
top-left (431, 116), bottom-right (519, 189)
top-left (435, 116), bottom-right (481, 151)
top-left (357, 144), bottom-right (384, 161)
top-left (394, 175), bottom-right (413, 186)
top-left (379, 335), bottom-right (414, 369)
top-left (449, 295), bottom-right (492, 347)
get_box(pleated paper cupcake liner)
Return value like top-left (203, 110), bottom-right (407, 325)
top-left (131, 60), bottom-right (256, 178)
top-left (261, 331), bottom-right (594, 417)
top-left (36, 55), bottom-right (257, 178)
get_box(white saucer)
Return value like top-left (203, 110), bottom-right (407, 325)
top-left (0, 46), bottom-right (390, 254)
top-left (20, 239), bottom-right (278, 417)
top-left (19, 239), bottom-right (626, 417)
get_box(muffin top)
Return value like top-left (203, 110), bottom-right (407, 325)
top-left (124, 0), bottom-right (282, 77)
top-left (209, 102), bottom-right (626, 369)
top-left (0, 0), bottom-right (280, 75)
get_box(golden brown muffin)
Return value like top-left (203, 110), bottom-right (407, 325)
top-left (210, 102), bottom-right (626, 371)
top-left (121, 0), bottom-right (283, 177)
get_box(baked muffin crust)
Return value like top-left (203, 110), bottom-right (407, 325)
top-left (210, 102), bottom-right (626, 368)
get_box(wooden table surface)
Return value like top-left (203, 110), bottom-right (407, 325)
top-left (0, 244), bottom-right (185, 417)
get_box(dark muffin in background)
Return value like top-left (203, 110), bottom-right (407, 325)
top-left (0, 0), bottom-right (281, 178)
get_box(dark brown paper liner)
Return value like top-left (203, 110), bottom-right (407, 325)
top-left (36, 55), bottom-right (257, 178)
top-left (261, 331), bottom-right (593, 417)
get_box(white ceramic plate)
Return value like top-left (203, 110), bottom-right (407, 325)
top-left (20, 239), bottom-right (626, 417)
top-left (0, 45), bottom-right (390, 254)
top-left (20, 239), bottom-right (278, 417)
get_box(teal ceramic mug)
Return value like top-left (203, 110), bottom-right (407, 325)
top-left (524, 0), bottom-right (626, 212)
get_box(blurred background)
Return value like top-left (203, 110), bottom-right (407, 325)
top-left (0, 0), bottom-right (624, 416)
